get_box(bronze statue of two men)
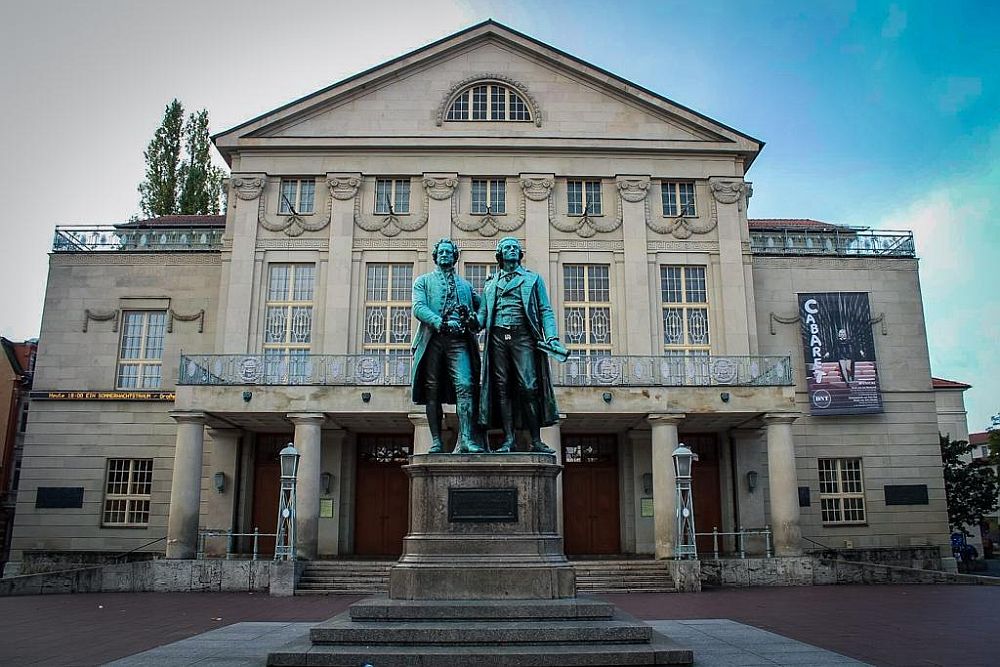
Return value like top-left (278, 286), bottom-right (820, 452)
top-left (411, 237), bottom-right (568, 454)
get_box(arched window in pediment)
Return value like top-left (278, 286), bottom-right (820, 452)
top-left (440, 77), bottom-right (539, 124)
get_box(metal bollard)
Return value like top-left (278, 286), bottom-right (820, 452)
top-left (712, 527), bottom-right (719, 560)
top-left (738, 526), bottom-right (746, 559)
top-left (765, 525), bottom-right (773, 558)
top-left (253, 527), bottom-right (260, 561)
top-left (225, 529), bottom-right (233, 560)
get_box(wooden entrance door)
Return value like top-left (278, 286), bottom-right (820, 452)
top-left (250, 435), bottom-right (289, 556)
top-left (354, 435), bottom-right (411, 557)
top-left (682, 434), bottom-right (722, 555)
top-left (562, 435), bottom-right (620, 555)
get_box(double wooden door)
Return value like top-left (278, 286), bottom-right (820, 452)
top-left (250, 435), bottom-right (288, 556)
top-left (562, 435), bottom-right (621, 555)
top-left (354, 435), bottom-right (411, 557)
top-left (682, 434), bottom-right (723, 555)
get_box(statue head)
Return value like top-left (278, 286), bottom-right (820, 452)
top-left (432, 237), bottom-right (459, 268)
top-left (837, 328), bottom-right (848, 341)
top-left (495, 236), bottom-right (524, 264)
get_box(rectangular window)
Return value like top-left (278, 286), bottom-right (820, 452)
top-left (465, 263), bottom-right (492, 348)
top-left (567, 180), bottom-right (602, 216)
top-left (490, 86), bottom-right (506, 120)
top-left (660, 266), bottom-right (710, 355)
top-left (819, 458), bottom-right (867, 525)
top-left (563, 264), bottom-right (612, 358)
top-left (364, 263), bottom-right (413, 356)
top-left (117, 311), bottom-right (166, 389)
top-left (102, 458), bottom-right (153, 527)
top-left (278, 178), bottom-right (315, 215)
top-left (374, 178), bottom-right (411, 214)
top-left (471, 179), bottom-right (506, 214)
top-left (264, 264), bottom-right (315, 382)
top-left (471, 85), bottom-right (488, 120)
top-left (662, 181), bottom-right (696, 217)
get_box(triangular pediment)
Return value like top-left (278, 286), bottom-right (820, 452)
top-left (214, 21), bottom-right (762, 162)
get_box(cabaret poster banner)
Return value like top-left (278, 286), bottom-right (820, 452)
top-left (798, 292), bottom-right (883, 415)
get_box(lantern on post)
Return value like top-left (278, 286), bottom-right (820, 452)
top-left (673, 444), bottom-right (697, 559)
top-left (274, 443), bottom-right (300, 561)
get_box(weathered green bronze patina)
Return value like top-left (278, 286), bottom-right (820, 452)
top-left (411, 238), bottom-right (484, 454)
top-left (477, 237), bottom-right (568, 453)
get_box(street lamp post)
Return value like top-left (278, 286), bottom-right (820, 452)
top-left (274, 443), bottom-right (300, 561)
top-left (673, 444), bottom-right (697, 559)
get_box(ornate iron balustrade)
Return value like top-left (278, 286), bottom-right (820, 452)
top-left (52, 226), bottom-right (223, 252)
top-left (179, 353), bottom-right (792, 387)
top-left (750, 228), bottom-right (915, 258)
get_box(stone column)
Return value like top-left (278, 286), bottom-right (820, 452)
top-left (288, 413), bottom-right (325, 560)
top-left (409, 412), bottom-right (434, 455)
top-left (203, 428), bottom-right (241, 556)
top-left (618, 176), bottom-right (654, 355)
top-left (540, 415), bottom-right (565, 536)
top-left (166, 411), bottom-right (206, 559)
top-left (649, 413), bottom-right (684, 559)
top-left (764, 412), bottom-right (803, 556)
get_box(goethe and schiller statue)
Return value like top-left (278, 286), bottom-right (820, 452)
top-left (411, 237), bottom-right (568, 454)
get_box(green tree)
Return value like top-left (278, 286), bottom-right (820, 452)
top-left (940, 433), bottom-right (1000, 536)
top-left (138, 100), bottom-right (226, 217)
top-left (138, 99), bottom-right (184, 217)
top-left (178, 109), bottom-right (225, 215)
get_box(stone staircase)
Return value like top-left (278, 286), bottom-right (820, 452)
top-left (296, 559), bottom-right (676, 595)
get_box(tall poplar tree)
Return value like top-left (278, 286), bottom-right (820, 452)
top-left (138, 99), bottom-right (184, 217)
top-left (137, 100), bottom-right (226, 218)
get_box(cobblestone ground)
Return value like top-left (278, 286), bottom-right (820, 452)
top-left (0, 585), bottom-right (998, 666)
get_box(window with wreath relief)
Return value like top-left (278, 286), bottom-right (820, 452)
top-left (117, 311), bottom-right (166, 389)
top-left (375, 179), bottom-right (410, 214)
top-left (567, 180), bottom-right (602, 216)
top-left (662, 182), bottom-right (695, 217)
top-left (471, 179), bottom-right (506, 214)
top-left (279, 179), bottom-right (315, 215)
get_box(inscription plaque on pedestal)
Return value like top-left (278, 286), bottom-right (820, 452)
top-left (448, 487), bottom-right (518, 523)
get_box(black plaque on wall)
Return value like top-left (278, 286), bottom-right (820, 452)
top-left (798, 486), bottom-right (811, 507)
top-left (448, 488), bottom-right (518, 523)
top-left (884, 484), bottom-right (929, 506)
top-left (35, 487), bottom-right (84, 509)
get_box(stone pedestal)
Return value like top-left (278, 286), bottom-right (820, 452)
top-left (389, 453), bottom-right (574, 600)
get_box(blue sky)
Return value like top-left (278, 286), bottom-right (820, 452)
top-left (0, 0), bottom-right (996, 430)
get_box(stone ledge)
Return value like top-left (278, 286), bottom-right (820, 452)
top-left (349, 595), bottom-right (615, 620)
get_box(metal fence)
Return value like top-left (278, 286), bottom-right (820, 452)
top-left (179, 353), bottom-right (793, 387)
top-left (197, 528), bottom-right (277, 560)
top-left (695, 526), bottom-right (774, 559)
top-left (750, 228), bottom-right (915, 257)
top-left (53, 225), bottom-right (223, 252)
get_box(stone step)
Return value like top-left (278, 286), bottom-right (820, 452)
top-left (349, 596), bottom-right (617, 621)
top-left (268, 630), bottom-right (693, 666)
top-left (311, 615), bottom-right (652, 645)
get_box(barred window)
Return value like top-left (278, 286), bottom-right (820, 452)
top-left (374, 178), bottom-right (411, 214)
top-left (471, 179), bottom-right (506, 214)
top-left (819, 458), bottom-right (867, 525)
top-left (117, 311), bottom-right (166, 389)
top-left (662, 181), bottom-right (696, 217)
top-left (567, 180), bottom-right (602, 216)
top-left (279, 179), bottom-right (315, 215)
top-left (446, 82), bottom-right (532, 122)
top-left (563, 265), bottom-right (612, 358)
top-left (264, 264), bottom-right (314, 382)
top-left (102, 458), bottom-right (153, 527)
top-left (660, 266), bottom-right (709, 355)
top-left (364, 263), bottom-right (413, 356)
top-left (464, 263), bottom-right (492, 293)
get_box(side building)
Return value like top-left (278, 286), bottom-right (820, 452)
top-left (7, 21), bottom-right (952, 575)
top-left (1, 338), bottom-right (37, 575)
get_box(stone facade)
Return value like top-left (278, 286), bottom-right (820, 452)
top-left (6, 22), bottom-right (952, 577)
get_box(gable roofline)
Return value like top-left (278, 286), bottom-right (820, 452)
top-left (213, 19), bottom-right (763, 163)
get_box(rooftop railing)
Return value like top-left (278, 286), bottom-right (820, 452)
top-left (178, 353), bottom-right (793, 388)
top-left (52, 225), bottom-right (223, 252)
top-left (750, 228), bottom-right (915, 258)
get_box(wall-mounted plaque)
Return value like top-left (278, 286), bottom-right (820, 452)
top-left (319, 498), bottom-right (335, 518)
top-left (640, 497), bottom-right (654, 517)
top-left (884, 484), bottom-right (929, 506)
top-left (448, 488), bottom-right (518, 523)
top-left (36, 487), bottom-right (84, 508)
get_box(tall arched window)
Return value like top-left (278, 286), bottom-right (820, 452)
top-left (446, 82), bottom-right (532, 122)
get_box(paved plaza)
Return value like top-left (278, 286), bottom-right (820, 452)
top-left (1, 585), bottom-right (998, 666)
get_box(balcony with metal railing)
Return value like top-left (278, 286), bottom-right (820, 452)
top-left (750, 228), bottom-right (915, 258)
top-left (178, 353), bottom-right (793, 388)
top-left (52, 225), bottom-right (224, 252)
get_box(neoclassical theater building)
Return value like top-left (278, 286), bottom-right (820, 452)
top-left (7, 22), bottom-right (951, 575)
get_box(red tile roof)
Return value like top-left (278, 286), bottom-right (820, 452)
top-left (932, 377), bottom-right (972, 390)
top-left (118, 215), bottom-right (225, 228)
top-left (748, 218), bottom-right (848, 231)
top-left (970, 432), bottom-right (990, 445)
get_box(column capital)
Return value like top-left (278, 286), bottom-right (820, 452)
top-left (762, 412), bottom-right (802, 425)
top-left (647, 413), bottom-right (685, 426)
top-left (286, 413), bottom-right (327, 426)
top-left (169, 410), bottom-right (206, 425)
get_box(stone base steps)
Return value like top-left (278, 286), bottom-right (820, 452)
top-left (295, 559), bottom-right (677, 595)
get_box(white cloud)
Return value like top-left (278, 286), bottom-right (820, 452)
top-left (881, 4), bottom-right (908, 39)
